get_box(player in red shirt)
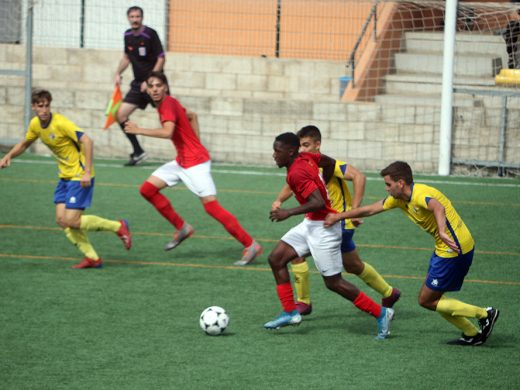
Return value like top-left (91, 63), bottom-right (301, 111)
top-left (124, 72), bottom-right (262, 265)
top-left (265, 132), bottom-right (393, 339)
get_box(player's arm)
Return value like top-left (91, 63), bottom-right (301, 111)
top-left (0, 139), bottom-right (34, 169)
top-left (272, 184), bottom-right (293, 210)
top-left (114, 54), bottom-right (131, 85)
top-left (124, 120), bottom-right (174, 139)
top-left (324, 199), bottom-right (385, 227)
top-left (344, 164), bottom-right (366, 209)
top-left (427, 198), bottom-right (460, 253)
top-left (270, 189), bottom-right (325, 222)
top-left (78, 133), bottom-right (93, 188)
top-left (187, 111), bottom-right (200, 138)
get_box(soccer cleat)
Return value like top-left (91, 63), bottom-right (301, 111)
top-left (296, 301), bottom-right (313, 316)
top-left (447, 332), bottom-right (484, 346)
top-left (479, 307), bottom-right (500, 341)
top-left (124, 152), bottom-right (147, 166)
top-left (234, 240), bottom-right (263, 266)
top-left (382, 287), bottom-right (401, 308)
top-left (117, 219), bottom-right (132, 250)
top-left (376, 307), bottom-right (394, 340)
top-left (72, 257), bottom-right (103, 269)
top-left (164, 223), bottom-right (194, 251)
top-left (264, 310), bottom-right (302, 329)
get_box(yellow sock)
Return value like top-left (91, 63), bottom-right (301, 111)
top-left (80, 215), bottom-right (120, 232)
top-left (438, 312), bottom-right (479, 336)
top-left (291, 260), bottom-right (311, 304)
top-left (358, 262), bottom-right (393, 298)
top-left (436, 295), bottom-right (488, 319)
top-left (64, 228), bottom-right (99, 260)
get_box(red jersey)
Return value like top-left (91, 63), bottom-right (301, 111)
top-left (286, 152), bottom-right (336, 221)
top-left (157, 95), bottom-right (210, 168)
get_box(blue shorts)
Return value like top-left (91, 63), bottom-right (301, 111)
top-left (54, 178), bottom-right (94, 209)
top-left (425, 249), bottom-right (474, 292)
top-left (341, 228), bottom-right (356, 254)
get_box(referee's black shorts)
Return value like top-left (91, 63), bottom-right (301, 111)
top-left (124, 80), bottom-right (153, 110)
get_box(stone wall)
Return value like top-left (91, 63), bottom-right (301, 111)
top-left (1, 44), bottom-right (518, 173)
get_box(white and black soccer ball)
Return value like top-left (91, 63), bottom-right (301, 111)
top-left (199, 306), bottom-right (229, 336)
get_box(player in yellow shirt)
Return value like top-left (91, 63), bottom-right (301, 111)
top-left (272, 126), bottom-right (400, 315)
top-left (0, 89), bottom-right (132, 268)
top-left (325, 161), bottom-right (500, 346)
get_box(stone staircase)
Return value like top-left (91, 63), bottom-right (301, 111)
top-left (375, 31), bottom-right (509, 107)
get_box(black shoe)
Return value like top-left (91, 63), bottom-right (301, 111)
top-left (479, 307), bottom-right (500, 340)
top-left (447, 332), bottom-right (484, 346)
top-left (124, 152), bottom-right (147, 166)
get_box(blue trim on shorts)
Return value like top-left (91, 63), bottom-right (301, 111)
top-left (341, 229), bottom-right (356, 253)
top-left (54, 178), bottom-right (95, 209)
top-left (425, 248), bottom-right (474, 292)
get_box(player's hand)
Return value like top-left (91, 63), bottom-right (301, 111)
top-left (439, 231), bottom-right (460, 253)
top-left (0, 156), bottom-right (11, 169)
top-left (350, 218), bottom-right (364, 227)
top-left (323, 213), bottom-right (340, 228)
top-left (271, 200), bottom-right (282, 211)
top-left (115, 74), bottom-right (122, 86)
top-left (270, 208), bottom-right (290, 222)
top-left (80, 172), bottom-right (92, 188)
top-left (124, 121), bottom-right (139, 134)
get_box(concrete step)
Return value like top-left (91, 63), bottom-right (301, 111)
top-left (404, 31), bottom-right (507, 57)
top-left (394, 52), bottom-right (500, 78)
top-left (383, 73), bottom-right (496, 95)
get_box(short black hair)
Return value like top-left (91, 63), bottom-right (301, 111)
top-left (297, 125), bottom-right (321, 141)
top-left (275, 132), bottom-right (300, 149)
top-left (380, 161), bottom-right (413, 184)
top-left (127, 6), bottom-right (143, 17)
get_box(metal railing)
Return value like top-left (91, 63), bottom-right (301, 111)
top-left (347, 0), bottom-right (379, 88)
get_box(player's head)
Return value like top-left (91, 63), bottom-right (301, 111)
top-left (127, 6), bottom-right (144, 29)
top-left (297, 125), bottom-right (321, 153)
top-left (31, 89), bottom-right (52, 124)
top-left (146, 71), bottom-right (169, 104)
top-left (273, 132), bottom-right (300, 168)
top-left (380, 161), bottom-right (413, 199)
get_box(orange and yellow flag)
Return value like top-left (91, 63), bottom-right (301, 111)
top-left (103, 84), bottom-right (123, 130)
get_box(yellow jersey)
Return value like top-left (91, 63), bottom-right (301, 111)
top-left (25, 113), bottom-right (94, 180)
top-left (382, 183), bottom-right (474, 257)
top-left (325, 160), bottom-right (356, 230)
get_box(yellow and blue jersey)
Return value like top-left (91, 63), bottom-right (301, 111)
top-left (25, 113), bottom-right (94, 180)
top-left (382, 183), bottom-right (474, 258)
top-left (324, 160), bottom-right (356, 230)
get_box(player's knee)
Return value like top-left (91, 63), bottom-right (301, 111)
top-left (343, 260), bottom-right (363, 275)
top-left (418, 295), bottom-right (435, 310)
top-left (56, 216), bottom-right (67, 228)
top-left (323, 276), bottom-right (340, 292)
top-left (140, 181), bottom-right (158, 200)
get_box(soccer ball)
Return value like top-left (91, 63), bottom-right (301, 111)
top-left (199, 306), bottom-right (229, 336)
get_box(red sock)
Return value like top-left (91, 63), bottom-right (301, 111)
top-left (276, 282), bottom-right (296, 313)
top-left (140, 181), bottom-right (184, 230)
top-left (353, 292), bottom-right (382, 318)
top-left (203, 200), bottom-right (253, 247)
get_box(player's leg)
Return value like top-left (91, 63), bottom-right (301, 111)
top-left (117, 94), bottom-right (146, 166)
top-left (56, 204), bottom-right (102, 269)
top-left (139, 162), bottom-right (192, 250)
top-left (264, 222), bottom-right (310, 329)
top-left (291, 257), bottom-right (312, 315)
top-left (182, 161), bottom-right (262, 264)
top-left (309, 221), bottom-right (393, 339)
top-left (341, 229), bottom-right (400, 307)
top-left (419, 250), bottom-right (499, 345)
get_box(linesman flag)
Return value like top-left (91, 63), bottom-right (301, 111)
top-left (103, 84), bottom-right (123, 130)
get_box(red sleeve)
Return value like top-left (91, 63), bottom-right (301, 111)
top-left (158, 97), bottom-right (177, 124)
top-left (289, 163), bottom-right (319, 201)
